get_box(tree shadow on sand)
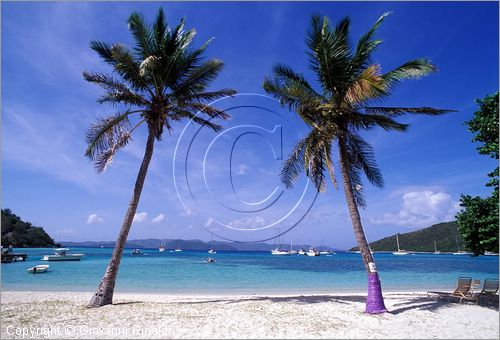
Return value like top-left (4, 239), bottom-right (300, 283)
top-left (174, 293), bottom-right (498, 314)
top-left (388, 295), bottom-right (499, 315)
top-left (175, 295), bottom-right (366, 306)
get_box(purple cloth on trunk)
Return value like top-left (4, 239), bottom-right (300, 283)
top-left (365, 272), bottom-right (388, 314)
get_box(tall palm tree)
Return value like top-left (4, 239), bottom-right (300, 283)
top-left (263, 13), bottom-right (452, 313)
top-left (84, 8), bottom-right (236, 308)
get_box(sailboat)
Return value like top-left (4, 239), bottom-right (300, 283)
top-left (433, 241), bottom-right (441, 255)
top-left (208, 233), bottom-right (216, 254)
top-left (271, 231), bottom-right (290, 255)
top-left (452, 236), bottom-right (472, 255)
top-left (158, 239), bottom-right (166, 252)
top-left (392, 234), bottom-right (409, 255)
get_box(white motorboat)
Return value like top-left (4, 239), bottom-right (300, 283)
top-left (297, 249), bottom-right (306, 255)
top-left (27, 264), bottom-right (50, 273)
top-left (392, 235), bottom-right (409, 255)
top-left (41, 248), bottom-right (84, 261)
top-left (319, 250), bottom-right (335, 255)
top-left (204, 257), bottom-right (216, 263)
top-left (306, 248), bottom-right (320, 256)
top-left (131, 249), bottom-right (144, 256)
top-left (484, 251), bottom-right (498, 256)
top-left (208, 249), bottom-right (216, 254)
top-left (174, 248), bottom-right (182, 252)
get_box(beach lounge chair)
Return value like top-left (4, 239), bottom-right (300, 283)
top-left (475, 278), bottom-right (499, 305)
top-left (427, 277), bottom-right (476, 303)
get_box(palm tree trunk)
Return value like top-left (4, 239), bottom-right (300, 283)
top-left (338, 137), bottom-right (387, 314)
top-left (88, 131), bottom-right (156, 308)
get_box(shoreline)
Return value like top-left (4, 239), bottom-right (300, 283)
top-left (2, 290), bottom-right (498, 339)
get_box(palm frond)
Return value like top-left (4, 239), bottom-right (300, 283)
top-left (90, 41), bottom-right (115, 64)
top-left (152, 7), bottom-right (167, 52)
top-left (110, 44), bottom-right (150, 92)
top-left (346, 133), bottom-right (384, 189)
top-left (351, 12), bottom-right (390, 73)
top-left (343, 64), bottom-right (387, 106)
top-left (364, 106), bottom-right (455, 116)
top-left (176, 89), bottom-right (236, 104)
top-left (94, 129), bottom-right (132, 173)
top-left (281, 138), bottom-right (307, 189)
top-left (85, 111), bottom-right (133, 160)
top-left (281, 129), bottom-right (328, 191)
top-left (128, 12), bottom-right (154, 59)
top-left (381, 58), bottom-right (436, 90)
top-left (350, 112), bottom-right (408, 132)
top-left (83, 72), bottom-right (149, 106)
top-left (172, 59), bottom-right (224, 97)
top-left (306, 15), bottom-right (352, 96)
top-left (263, 77), bottom-right (305, 110)
top-left (169, 109), bottom-right (222, 131)
top-left (180, 102), bottom-right (231, 120)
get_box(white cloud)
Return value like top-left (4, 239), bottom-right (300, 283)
top-left (180, 208), bottom-right (195, 217)
top-left (205, 217), bottom-right (215, 227)
top-left (237, 164), bottom-right (248, 175)
top-left (370, 191), bottom-right (459, 228)
top-left (133, 212), bottom-right (148, 224)
top-left (228, 216), bottom-right (266, 228)
top-left (152, 213), bottom-right (166, 224)
top-left (87, 213), bottom-right (104, 224)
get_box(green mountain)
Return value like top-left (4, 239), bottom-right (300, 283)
top-left (350, 221), bottom-right (467, 252)
top-left (1, 209), bottom-right (60, 248)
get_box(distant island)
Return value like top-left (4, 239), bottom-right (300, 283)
top-left (350, 221), bottom-right (467, 253)
top-left (61, 239), bottom-right (340, 252)
top-left (1, 209), bottom-right (60, 248)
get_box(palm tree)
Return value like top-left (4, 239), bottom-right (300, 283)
top-left (84, 8), bottom-right (236, 308)
top-left (263, 13), bottom-right (452, 313)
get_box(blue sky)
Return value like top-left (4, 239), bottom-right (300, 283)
top-left (2, 1), bottom-right (498, 249)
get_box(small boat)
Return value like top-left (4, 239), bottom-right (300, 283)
top-left (452, 250), bottom-right (473, 255)
top-left (453, 237), bottom-right (472, 255)
top-left (433, 241), bottom-right (441, 255)
top-left (174, 248), bottom-right (182, 252)
top-left (41, 248), bottom-right (84, 261)
top-left (159, 239), bottom-right (166, 252)
top-left (208, 233), bottom-right (216, 254)
top-left (271, 231), bottom-right (291, 255)
top-left (271, 248), bottom-right (291, 255)
top-left (306, 247), bottom-right (320, 256)
top-left (204, 257), bottom-right (216, 263)
top-left (27, 264), bottom-right (50, 273)
top-left (131, 249), bottom-right (144, 256)
top-left (393, 234), bottom-right (409, 255)
top-left (297, 248), bottom-right (306, 255)
top-left (319, 250), bottom-right (335, 255)
top-left (484, 251), bottom-right (498, 256)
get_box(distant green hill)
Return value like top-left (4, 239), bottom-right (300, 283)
top-left (350, 221), bottom-right (467, 252)
top-left (1, 209), bottom-right (60, 248)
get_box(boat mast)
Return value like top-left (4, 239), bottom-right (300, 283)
top-left (396, 234), bottom-right (401, 252)
top-left (434, 240), bottom-right (437, 253)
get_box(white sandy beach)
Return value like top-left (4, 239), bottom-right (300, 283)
top-left (1, 291), bottom-right (498, 339)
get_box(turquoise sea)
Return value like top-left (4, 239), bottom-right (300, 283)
top-left (2, 247), bottom-right (498, 294)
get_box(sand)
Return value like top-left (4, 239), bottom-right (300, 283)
top-left (1, 291), bottom-right (498, 339)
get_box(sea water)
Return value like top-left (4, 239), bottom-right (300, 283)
top-left (2, 247), bottom-right (498, 294)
